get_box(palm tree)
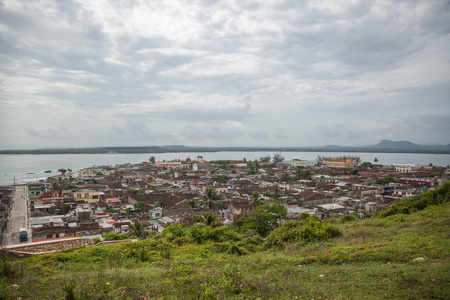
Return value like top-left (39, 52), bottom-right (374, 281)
top-left (249, 191), bottom-right (263, 208)
top-left (198, 212), bottom-right (220, 227)
top-left (52, 182), bottom-right (60, 191)
top-left (132, 220), bottom-right (146, 239)
top-left (200, 187), bottom-right (222, 211)
top-left (374, 157), bottom-right (379, 164)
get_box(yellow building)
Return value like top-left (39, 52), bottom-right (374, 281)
top-left (73, 190), bottom-right (102, 203)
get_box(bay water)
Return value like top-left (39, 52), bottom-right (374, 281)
top-left (1, 152), bottom-right (449, 186)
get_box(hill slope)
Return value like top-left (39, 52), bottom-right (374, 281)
top-left (1, 184), bottom-right (449, 299)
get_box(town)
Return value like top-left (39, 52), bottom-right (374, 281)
top-left (0, 155), bottom-right (448, 245)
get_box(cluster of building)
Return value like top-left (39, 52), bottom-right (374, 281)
top-left (2, 155), bottom-right (448, 242)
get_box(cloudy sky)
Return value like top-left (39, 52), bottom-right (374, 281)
top-left (0, 0), bottom-right (449, 149)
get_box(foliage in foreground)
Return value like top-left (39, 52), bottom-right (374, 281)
top-left (1, 184), bottom-right (449, 299)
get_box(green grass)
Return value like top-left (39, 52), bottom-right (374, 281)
top-left (1, 202), bottom-right (449, 299)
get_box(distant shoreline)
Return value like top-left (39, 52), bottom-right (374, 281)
top-left (0, 146), bottom-right (450, 155)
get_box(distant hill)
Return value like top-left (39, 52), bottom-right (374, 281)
top-left (370, 139), bottom-right (450, 152)
top-left (372, 139), bottom-right (420, 149)
top-left (1, 140), bottom-right (449, 154)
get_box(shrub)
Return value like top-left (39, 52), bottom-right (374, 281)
top-left (263, 218), bottom-right (341, 249)
top-left (340, 214), bottom-right (357, 223)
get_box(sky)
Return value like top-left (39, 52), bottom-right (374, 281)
top-left (0, 0), bottom-right (449, 149)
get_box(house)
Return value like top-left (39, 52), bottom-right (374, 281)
top-left (230, 197), bottom-right (251, 215)
top-left (106, 198), bottom-right (122, 208)
top-left (76, 205), bottom-right (92, 223)
top-left (73, 190), bottom-right (102, 203)
top-left (365, 202), bottom-right (380, 213)
top-left (155, 161), bottom-right (183, 169)
top-left (113, 221), bottom-right (131, 234)
top-left (149, 207), bottom-right (163, 218)
top-left (28, 184), bottom-right (45, 197)
top-left (36, 191), bottom-right (65, 208)
top-left (317, 203), bottom-right (346, 214)
top-left (322, 157), bottom-right (355, 168)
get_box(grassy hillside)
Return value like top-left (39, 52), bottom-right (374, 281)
top-left (1, 186), bottom-right (449, 299)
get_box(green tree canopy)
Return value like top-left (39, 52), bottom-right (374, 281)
top-left (200, 187), bottom-right (222, 211)
top-left (259, 155), bottom-right (271, 163)
top-left (273, 154), bottom-right (285, 163)
top-left (360, 162), bottom-right (373, 168)
top-left (233, 203), bottom-right (287, 237)
top-left (376, 176), bottom-right (396, 185)
top-left (61, 204), bottom-right (71, 215)
top-left (348, 169), bottom-right (359, 175)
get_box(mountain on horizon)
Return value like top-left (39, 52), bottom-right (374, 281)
top-left (371, 139), bottom-right (450, 151)
top-left (372, 139), bottom-right (419, 149)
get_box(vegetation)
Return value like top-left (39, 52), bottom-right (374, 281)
top-left (348, 168), bottom-right (359, 175)
top-left (61, 204), bottom-right (71, 215)
top-left (199, 188), bottom-right (222, 211)
top-left (233, 204), bottom-right (287, 237)
top-left (360, 162), bottom-right (374, 168)
top-left (376, 176), bottom-right (396, 185)
top-left (296, 169), bottom-right (312, 180)
top-left (273, 153), bottom-right (285, 163)
top-left (377, 181), bottom-right (450, 218)
top-left (217, 175), bottom-right (229, 184)
top-left (58, 168), bottom-right (67, 176)
top-left (259, 155), bottom-right (271, 162)
top-left (1, 184), bottom-right (449, 299)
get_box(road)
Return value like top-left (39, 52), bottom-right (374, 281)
top-left (4, 185), bottom-right (30, 245)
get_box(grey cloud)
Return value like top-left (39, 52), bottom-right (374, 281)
top-left (28, 127), bottom-right (72, 140)
top-left (1, 0), bottom-right (449, 148)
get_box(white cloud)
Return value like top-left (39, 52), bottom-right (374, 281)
top-left (0, 0), bottom-right (449, 148)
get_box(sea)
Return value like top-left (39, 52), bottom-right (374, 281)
top-left (0, 152), bottom-right (449, 186)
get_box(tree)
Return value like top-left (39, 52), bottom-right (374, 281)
top-left (376, 176), bottom-right (396, 185)
top-left (259, 155), bottom-right (271, 163)
top-left (149, 156), bottom-right (156, 164)
top-left (52, 182), bottom-right (60, 191)
top-left (61, 204), bottom-right (71, 215)
top-left (348, 169), bottom-right (359, 175)
top-left (360, 162), bottom-right (373, 168)
top-left (132, 220), bottom-right (146, 239)
top-left (217, 175), bottom-right (229, 184)
top-left (297, 169), bottom-right (312, 180)
top-left (374, 157), bottom-right (379, 164)
top-left (200, 187), bottom-right (222, 211)
top-left (273, 153), bottom-right (285, 163)
top-left (249, 191), bottom-right (263, 208)
top-left (316, 155), bottom-right (324, 164)
top-left (58, 169), bottom-right (67, 176)
top-left (197, 212), bottom-right (220, 227)
top-left (233, 204), bottom-right (287, 237)
top-left (134, 201), bottom-right (146, 212)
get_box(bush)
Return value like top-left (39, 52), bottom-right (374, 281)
top-left (340, 214), bottom-right (357, 223)
top-left (263, 218), bottom-right (341, 249)
top-left (234, 204), bottom-right (287, 237)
